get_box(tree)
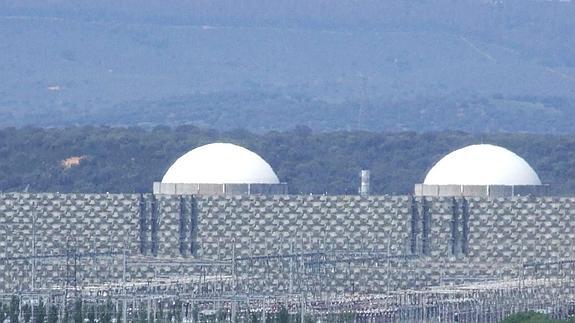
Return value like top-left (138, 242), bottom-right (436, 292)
top-left (115, 302), bottom-right (122, 323)
top-left (277, 306), bottom-right (289, 323)
top-left (500, 311), bottom-right (567, 322)
top-left (34, 298), bottom-right (45, 323)
top-left (47, 305), bottom-right (58, 323)
top-left (191, 304), bottom-right (199, 323)
top-left (9, 295), bottom-right (19, 323)
top-left (217, 308), bottom-right (227, 322)
top-left (22, 304), bottom-right (31, 323)
top-left (73, 299), bottom-right (83, 323)
top-left (0, 303), bottom-right (5, 323)
top-left (86, 305), bottom-right (96, 323)
top-left (137, 303), bottom-right (147, 323)
top-left (171, 300), bottom-right (182, 322)
top-left (98, 298), bottom-right (113, 323)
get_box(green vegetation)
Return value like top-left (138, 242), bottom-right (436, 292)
top-left (73, 299), bottom-right (83, 323)
top-left (0, 126), bottom-right (574, 195)
top-left (35, 299), bottom-right (46, 323)
top-left (502, 311), bottom-right (575, 323)
top-left (2, 297), bottom-right (575, 323)
top-left (10, 296), bottom-right (19, 323)
top-left (22, 303), bottom-right (31, 323)
top-left (47, 304), bottom-right (58, 323)
top-left (277, 306), bottom-right (289, 323)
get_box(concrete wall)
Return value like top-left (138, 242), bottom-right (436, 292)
top-left (463, 185), bottom-right (489, 197)
top-left (0, 193), bottom-right (141, 290)
top-left (438, 185), bottom-right (462, 196)
top-left (0, 193), bottom-right (574, 294)
top-left (154, 182), bottom-right (288, 195)
top-left (415, 184), bottom-right (547, 197)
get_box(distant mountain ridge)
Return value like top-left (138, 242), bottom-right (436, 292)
top-left (0, 0), bottom-right (574, 132)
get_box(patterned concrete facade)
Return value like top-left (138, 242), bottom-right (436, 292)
top-left (0, 193), bottom-right (573, 294)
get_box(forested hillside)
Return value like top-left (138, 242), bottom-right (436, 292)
top-left (0, 126), bottom-right (573, 195)
top-left (0, 0), bottom-right (574, 132)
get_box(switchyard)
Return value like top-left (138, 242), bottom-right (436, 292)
top-left (3, 243), bottom-right (575, 322)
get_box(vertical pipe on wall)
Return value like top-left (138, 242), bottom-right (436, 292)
top-left (422, 198), bottom-right (431, 256)
top-left (178, 196), bottom-right (187, 257)
top-left (410, 197), bottom-right (419, 255)
top-left (461, 198), bottom-right (470, 256)
top-left (190, 195), bottom-right (198, 256)
top-left (138, 194), bottom-right (147, 255)
top-left (150, 195), bottom-right (158, 257)
top-left (451, 198), bottom-right (460, 256)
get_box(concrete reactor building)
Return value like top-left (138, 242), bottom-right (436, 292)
top-left (415, 144), bottom-right (547, 197)
top-left (153, 143), bottom-right (288, 195)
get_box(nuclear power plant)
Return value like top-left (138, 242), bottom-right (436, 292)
top-left (1, 142), bottom-right (575, 322)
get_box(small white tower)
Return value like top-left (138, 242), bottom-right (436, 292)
top-left (359, 170), bottom-right (370, 196)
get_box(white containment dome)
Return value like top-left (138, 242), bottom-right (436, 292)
top-left (423, 144), bottom-right (542, 186)
top-left (162, 143), bottom-right (280, 184)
